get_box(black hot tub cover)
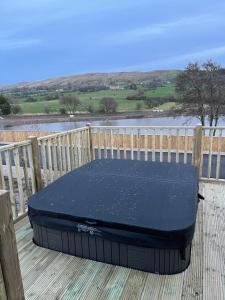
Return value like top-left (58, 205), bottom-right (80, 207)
top-left (28, 159), bottom-right (199, 250)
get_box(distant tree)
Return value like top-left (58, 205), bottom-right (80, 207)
top-left (176, 60), bottom-right (225, 127)
top-left (78, 85), bottom-right (109, 93)
top-left (136, 103), bottom-right (142, 111)
top-left (59, 107), bottom-right (67, 115)
top-left (25, 97), bottom-right (37, 102)
top-left (129, 83), bottom-right (137, 90)
top-left (44, 106), bottom-right (50, 114)
top-left (0, 95), bottom-right (11, 115)
top-left (60, 95), bottom-right (80, 114)
top-left (100, 97), bottom-right (118, 113)
top-left (87, 103), bottom-right (94, 113)
top-left (144, 97), bottom-right (166, 109)
top-left (11, 104), bottom-right (22, 114)
top-left (45, 93), bottom-right (59, 101)
top-left (127, 94), bottom-right (146, 101)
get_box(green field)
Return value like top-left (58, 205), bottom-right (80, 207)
top-left (17, 85), bottom-right (177, 114)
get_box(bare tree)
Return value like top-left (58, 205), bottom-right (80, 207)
top-left (100, 97), bottom-right (118, 113)
top-left (44, 106), bottom-right (50, 114)
top-left (60, 95), bottom-right (80, 114)
top-left (176, 60), bottom-right (225, 127)
top-left (144, 97), bottom-right (166, 109)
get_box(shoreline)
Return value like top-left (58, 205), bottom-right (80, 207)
top-left (0, 110), bottom-right (183, 127)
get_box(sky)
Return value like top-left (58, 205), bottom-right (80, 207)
top-left (1, 0), bottom-right (225, 84)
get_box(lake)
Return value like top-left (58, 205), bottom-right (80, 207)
top-left (4, 115), bottom-right (225, 132)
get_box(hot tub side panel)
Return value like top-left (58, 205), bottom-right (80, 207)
top-left (33, 223), bottom-right (191, 275)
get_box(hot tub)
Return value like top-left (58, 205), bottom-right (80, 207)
top-left (28, 159), bottom-right (199, 274)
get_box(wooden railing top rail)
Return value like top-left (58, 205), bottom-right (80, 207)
top-left (203, 126), bottom-right (225, 129)
top-left (0, 140), bottom-right (31, 152)
top-left (37, 126), bottom-right (88, 141)
top-left (91, 125), bottom-right (196, 129)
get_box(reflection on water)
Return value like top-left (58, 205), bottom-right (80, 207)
top-left (3, 115), bottom-right (225, 132)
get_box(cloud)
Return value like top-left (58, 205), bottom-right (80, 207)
top-left (121, 46), bottom-right (225, 70)
top-left (102, 14), bottom-right (218, 45)
top-left (0, 38), bottom-right (41, 50)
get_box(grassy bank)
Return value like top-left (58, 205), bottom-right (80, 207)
top-left (18, 85), bottom-right (177, 114)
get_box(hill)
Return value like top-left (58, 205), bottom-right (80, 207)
top-left (1, 70), bottom-right (180, 92)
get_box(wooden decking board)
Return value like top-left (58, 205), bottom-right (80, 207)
top-left (60, 261), bottom-right (104, 299)
top-left (25, 254), bottom-right (74, 299)
top-left (98, 266), bottom-right (130, 300)
top-left (23, 251), bottom-right (60, 290)
top-left (41, 256), bottom-right (86, 299)
top-left (119, 270), bottom-right (148, 300)
top-left (79, 264), bottom-right (115, 300)
top-left (15, 182), bottom-right (224, 300)
top-left (202, 183), bottom-right (225, 300)
top-left (181, 201), bottom-right (203, 299)
top-left (140, 274), bottom-right (165, 299)
top-left (159, 274), bottom-right (185, 300)
top-left (16, 223), bottom-right (32, 242)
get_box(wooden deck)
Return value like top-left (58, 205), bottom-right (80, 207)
top-left (16, 182), bottom-right (225, 300)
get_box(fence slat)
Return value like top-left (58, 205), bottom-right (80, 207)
top-left (78, 131), bottom-right (82, 166)
top-left (40, 140), bottom-right (48, 186)
top-left (0, 153), bottom-right (5, 190)
top-left (123, 128), bottom-right (127, 159)
top-left (57, 136), bottom-right (63, 176)
top-left (168, 128), bottom-right (172, 163)
top-left (184, 128), bottom-right (188, 164)
top-left (104, 130), bottom-right (107, 159)
top-left (110, 129), bottom-right (114, 159)
top-left (207, 128), bottom-right (213, 179)
top-left (152, 129), bottom-right (156, 161)
top-left (65, 134), bottom-right (70, 171)
top-left (21, 146), bottom-right (31, 198)
top-left (159, 128), bottom-right (163, 162)
top-left (47, 139), bottom-right (54, 182)
top-left (27, 145), bottom-right (36, 194)
top-left (176, 128), bottom-right (179, 163)
top-left (216, 129), bottom-right (222, 180)
top-left (137, 129), bottom-right (140, 160)
top-left (5, 150), bottom-right (16, 218)
top-left (130, 128), bottom-right (134, 160)
top-left (13, 147), bottom-right (25, 214)
top-left (117, 128), bottom-right (120, 159)
top-left (144, 129), bottom-right (148, 161)
top-left (60, 135), bottom-right (65, 173)
top-left (52, 137), bottom-right (58, 180)
top-left (97, 129), bottom-right (101, 159)
top-left (74, 132), bottom-right (79, 168)
top-left (69, 133), bottom-right (75, 169)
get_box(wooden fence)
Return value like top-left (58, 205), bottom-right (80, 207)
top-left (0, 127), bottom-right (90, 222)
top-left (0, 124), bottom-right (224, 222)
top-left (90, 125), bottom-right (225, 182)
top-left (0, 130), bottom-right (54, 143)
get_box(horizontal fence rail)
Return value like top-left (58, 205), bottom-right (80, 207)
top-left (0, 124), bottom-right (225, 222)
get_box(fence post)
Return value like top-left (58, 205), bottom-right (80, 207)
top-left (0, 262), bottom-right (7, 300)
top-left (193, 124), bottom-right (203, 174)
top-left (0, 190), bottom-right (25, 300)
top-left (86, 123), bottom-right (93, 161)
top-left (29, 136), bottom-right (42, 192)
